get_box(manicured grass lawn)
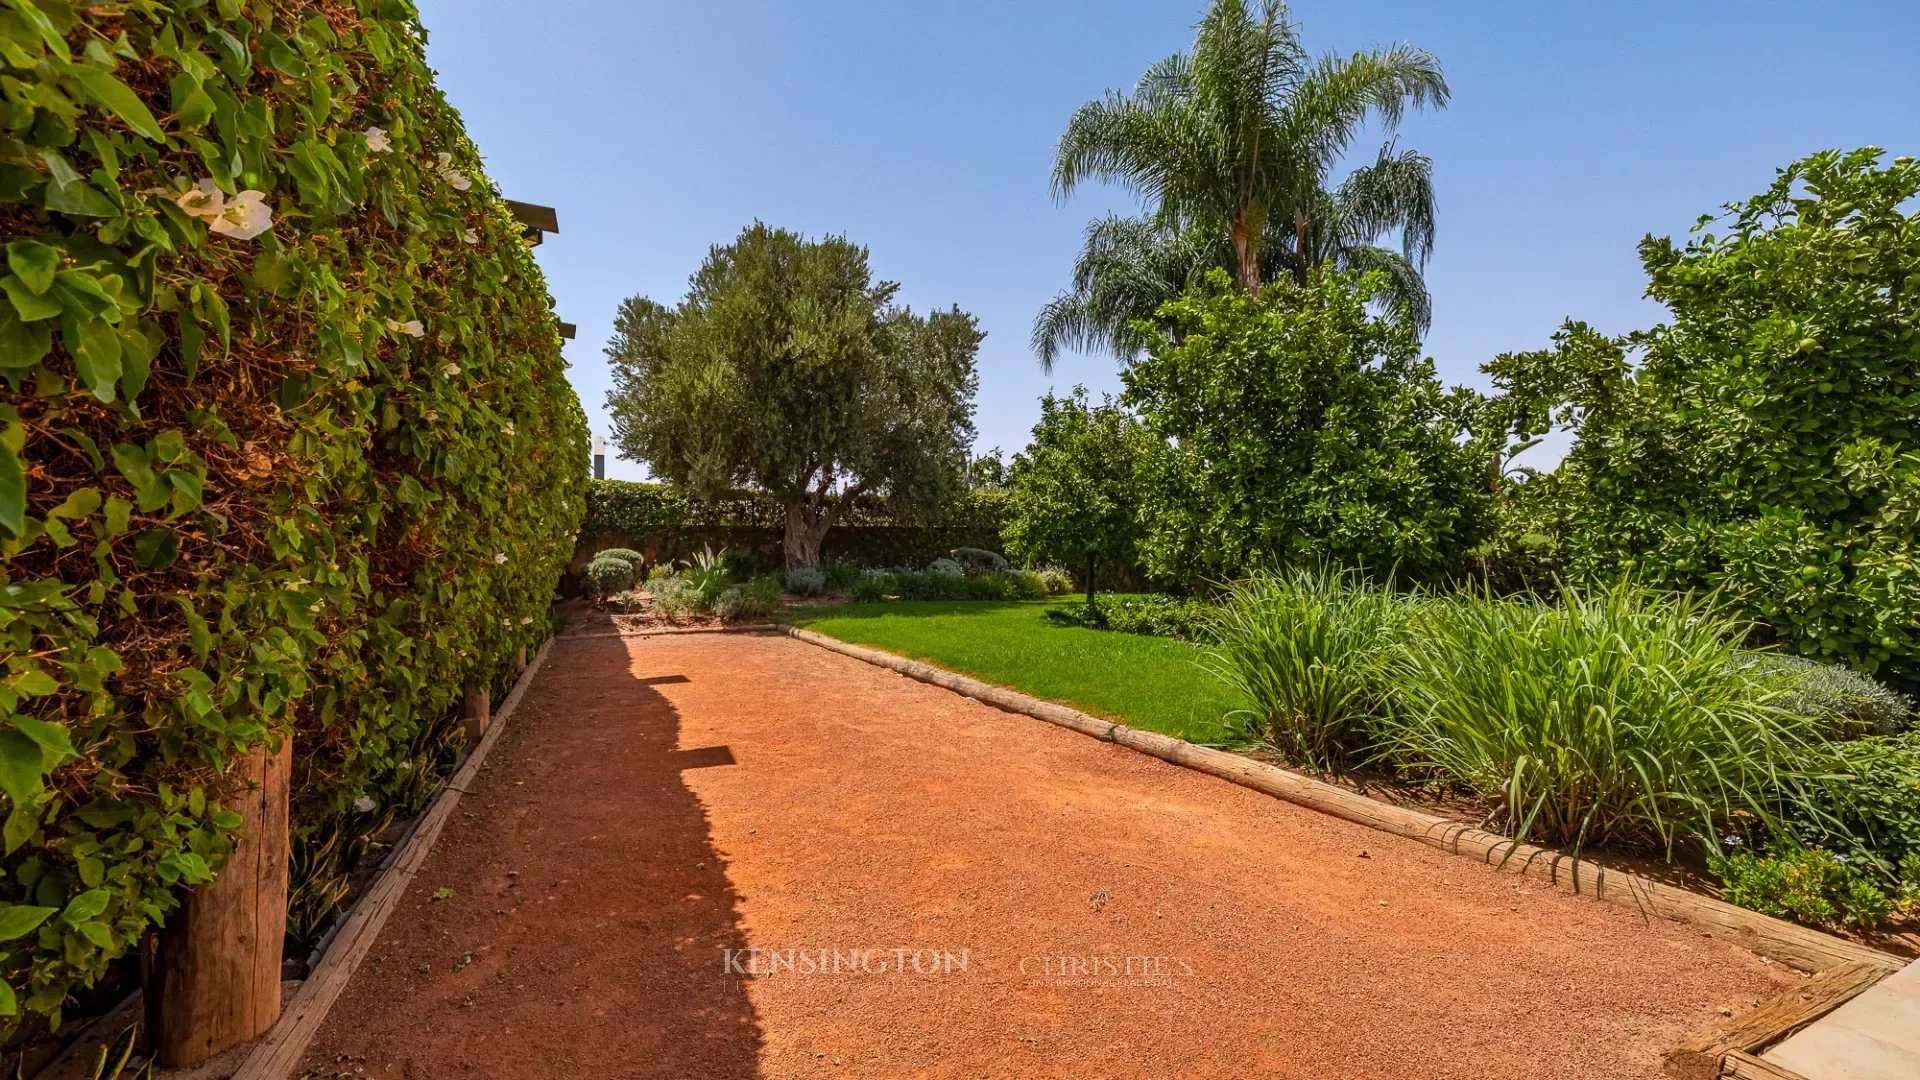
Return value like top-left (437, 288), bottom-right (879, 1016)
top-left (784, 599), bottom-right (1244, 744)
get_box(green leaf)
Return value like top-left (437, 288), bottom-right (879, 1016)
top-left (0, 440), bottom-right (22, 538)
top-left (0, 733), bottom-right (44, 805)
top-left (131, 528), bottom-right (177, 567)
top-left (63, 63), bottom-right (165, 142)
top-left (2, 275), bottom-right (61, 321)
top-left (0, 904), bottom-right (55, 942)
top-left (10, 715), bottom-right (75, 760)
top-left (75, 922), bottom-right (112, 949)
top-left (5, 241), bottom-right (58, 295)
top-left (1, 806), bottom-right (34, 856)
top-left (61, 312), bottom-right (121, 402)
top-left (59, 889), bottom-right (109, 925)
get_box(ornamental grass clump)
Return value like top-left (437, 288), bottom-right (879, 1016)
top-left (1378, 582), bottom-right (1834, 856)
top-left (1209, 567), bottom-right (1406, 769)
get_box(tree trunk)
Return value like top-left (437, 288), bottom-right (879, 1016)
top-left (1294, 208), bottom-right (1310, 274)
top-left (1230, 214), bottom-right (1262, 296)
top-left (1085, 554), bottom-right (1097, 607)
top-left (783, 503), bottom-right (833, 569)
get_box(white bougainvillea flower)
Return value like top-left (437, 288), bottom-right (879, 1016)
top-left (365, 126), bottom-right (392, 153)
top-left (520, 616), bottom-right (534, 625)
top-left (493, 552), bottom-right (508, 565)
top-left (501, 423), bottom-right (516, 437)
top-left (353, 795), bottom-right (377, 813)
top-left (434, 151), bottom-right (473, 191)
top-left (442, 361), bottom-right (461, 378)
top-left (209, 190), bottom-right (274, 240)
top-left (424, 410), bottom-right (438, 421)
top-left (463, 228), bottom-right (479, 244)
top-left (175, 178), bottom-right (225, 220)
top-left (384, 318), bottom-right (426, 338)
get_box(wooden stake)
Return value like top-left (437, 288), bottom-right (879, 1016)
top-left (149, 737), bottom-right (292, 1068)
top-left (515, 644), bottom-right (528, 673)
top-left (461, 687), bottom-right (490, 740)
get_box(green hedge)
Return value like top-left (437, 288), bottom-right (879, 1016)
top-left (0, 0), bottom-right (586, 1027)
top-left (578, 480), bottom-right (1007, 570)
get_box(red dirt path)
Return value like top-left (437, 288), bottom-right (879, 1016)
top-left (300, 629), bottom-right (1796, 1079)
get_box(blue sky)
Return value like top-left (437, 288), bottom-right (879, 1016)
top-left (416, 0), bottom-right (1920, 481)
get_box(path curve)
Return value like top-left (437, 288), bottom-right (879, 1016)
top-left (302, 630), bottom-right (1795, 1079)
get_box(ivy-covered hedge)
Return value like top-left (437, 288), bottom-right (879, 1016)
top-left (578, 480), bottom-right (1007, 570)
top-left (0, 0), bottom-right (586, 1028)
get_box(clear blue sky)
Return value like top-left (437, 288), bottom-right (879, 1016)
top-left (416, 0), bottom-right (1920, 481)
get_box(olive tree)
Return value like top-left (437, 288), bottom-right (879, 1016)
top-left (605, 224), bottom-right (982, 567)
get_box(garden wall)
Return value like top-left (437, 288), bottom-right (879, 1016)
top-left (0, 0), bottom-right (587, 1030)
top-left (575, 480), bottom-right (1007, 576)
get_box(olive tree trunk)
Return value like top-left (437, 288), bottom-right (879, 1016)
top-left (783, 503), bottom-right (833, 569)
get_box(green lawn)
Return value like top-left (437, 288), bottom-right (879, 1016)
top-left (784, 598), bottom-right (1245, 744)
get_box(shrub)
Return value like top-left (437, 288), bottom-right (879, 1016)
top-left (711, 586), bottom-right (746, 620)
top-left (586, 556), bottom-right (637, 602)
top-left (1377, 583), bottom-right (1832, 855)
top-left (1773, 732), bottom-right (1920, 885)
top-left (650, 574), bottom-right (702, 620)
top-left (786, 566), bottom-right (828, 596)
top-left (1713, 849), bottom-right (1893, 930)
top-left (948, 547), bottom-right (1010, 576)
top-left (720, 548), bottom-right (771, 581)
top-left (927, 558), bottom-right (966, 578)
top-left (1745, 654), bottom-right (1913, 736)
top-left (0, 0), bottom-right (585, 1023)
top-left (851, 571), bottom-right (896, 603)
top-left (1051, 594), bottom-right (1215, 641)
top-left (896, 570), bottom-right (978, 601)
top-left (1497, 150), bottom-right (1920, 690)
top-left (1034, 567), bottom-right (1075, 596)
top-left (591, 547), bottom-right (647, 572)
top-left (822, 562), bottom-right (864, 592)
top-left (738, 575), bottom-right (783, 617)
top-left (1208, 569), bottom-right (1405, 769)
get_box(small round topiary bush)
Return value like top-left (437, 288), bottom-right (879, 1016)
top-left (592, 547), bottom-right (647, 571)
top-left (928, 557), bottom-right (965, 578)
top-left (586, 555), bottom-right (637, 601)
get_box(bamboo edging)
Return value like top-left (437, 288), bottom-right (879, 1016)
top-left (228, 637), bottom-right (555, 1080)
top-left (778, 625), bottom-right (1905, 976)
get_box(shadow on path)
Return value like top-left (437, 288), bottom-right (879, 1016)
top-left (301, 635), bottom-right (763, 1079)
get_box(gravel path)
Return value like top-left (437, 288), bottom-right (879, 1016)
top-left (301, 629), bottom-right (1795, 1079)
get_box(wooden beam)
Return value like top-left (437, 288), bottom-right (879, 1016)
top-left (1720, 1050), bottom-right (1813, 1080)
top-left (502, 199), bottom-right (558, 234)
top-left (1668, 960), bottom-right (1896, 1079)
top-left (148, 738), bottom-right (292, 1068)
top-left (779, 625), bottom-right (1907, 976)
top-left (232, 638), bottom-right (553, 1080)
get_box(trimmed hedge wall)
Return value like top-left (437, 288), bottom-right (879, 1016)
top-left (578, 480), bottom-right (1006, 573)
top-left (0, 0), bottom-right (585, 1027)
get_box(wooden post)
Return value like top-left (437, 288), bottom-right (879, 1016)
top-left (150, 737), bottom-right (292, 1067)
top-left (461, 687), bottom-right (490, 740)
top-left (515, 645), bottom-right (528, 673)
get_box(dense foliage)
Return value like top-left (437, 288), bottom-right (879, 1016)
top-left (577, 479), bottom-right (1007, 571)
top-left (1491, 149), bottom-right (1920, 689)
top-left (1124, 270), bottom-right (1493, 584)
top-left (604, 224), bottom-right (982, 567)
top-left (1001, 389), bottom-right (1152, 601)
top-left (0, 0), bottom-right (586, 1025)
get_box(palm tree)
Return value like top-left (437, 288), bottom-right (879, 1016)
top-left (1038, 0), bottom-right (1446, 367)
